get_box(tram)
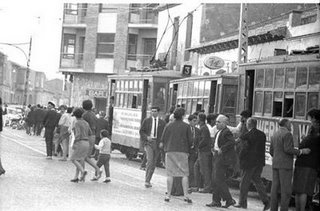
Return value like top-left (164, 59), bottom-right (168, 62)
top-left (107, 70), bottom-right (182, 159)
top-left (237, 52), bottom-right (320, 184)
top-left (169, 74), bottom-right (239, 125)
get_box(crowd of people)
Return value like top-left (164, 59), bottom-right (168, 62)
top-left (1, 96), bottom-right (319, 211)
top-left (140, 105), bottom-right (320, 210)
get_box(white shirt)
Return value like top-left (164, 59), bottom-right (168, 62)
top-left (59, 113), bottom-right (71, 127)
top-left (95, 137), bottom-right (111, 154)
top-left (151, 117), bottom-right (159, 139)
top-left (208, 124), bottom-right (219, 138)
top-left (214, 130), bottom-right (222, 151)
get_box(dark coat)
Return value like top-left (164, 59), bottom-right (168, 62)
top-left (239, 128), bottom-right (266, 169)
top-left (198, 123), bottom-right (212, 152)
top-left (140, 116), bottom-right (166, 149)
top-left (212, 127), bottom-right (237, 166)
top-left (43, 109), bottom-right (60, 129)
top-left (161, 119), bottom-right (192, 153)
top-left (270, 127), bottom-right (300, 169)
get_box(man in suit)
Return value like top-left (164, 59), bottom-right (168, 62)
top-left (206, 114), bottom-right (237, 208)
top-left (270, 118), bottom-right (310, 211)
top-left (188, 114), bottom-right (200, 190)
top-left (198, 113), bottom-right (212, 193)
top-left (43, 101), bottom-right (60, 159)
top-left (235, 118), bottom-right (270, 210)
top-left (139, 106), bottom-right (166, 188)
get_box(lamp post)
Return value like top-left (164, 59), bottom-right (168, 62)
top-left (0, 37), bottom-right (32, 106)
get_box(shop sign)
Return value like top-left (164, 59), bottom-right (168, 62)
top-left (86, 89), bottom-right (108, 97)
top-left (203, 56), bottom-right (225, 70)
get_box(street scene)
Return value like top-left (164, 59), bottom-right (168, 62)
top-left (1, 2), bottom-right (320, 211)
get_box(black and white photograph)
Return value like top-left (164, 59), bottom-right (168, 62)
top-left (0, 0), bottom-right (319, 210)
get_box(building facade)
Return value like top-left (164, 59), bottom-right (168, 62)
top-left (59, 3), bottom-right (159, 111)
top-left (156, 3), bottom-right (320, 75)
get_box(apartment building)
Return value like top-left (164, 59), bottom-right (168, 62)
top-left (59, 3), bottom-right (159, 110)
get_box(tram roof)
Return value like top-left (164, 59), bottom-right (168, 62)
top-left (107, 70), bottom-right (183, 79)
top-left (240, 53), bottom-right (320, 67)
top-left (169, 73), bottom-right (239, 83)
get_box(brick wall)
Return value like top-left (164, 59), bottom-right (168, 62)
top-left (83, 4), bottom-right (99, 72)
top-left (113, 5), bottom-right (129, 74)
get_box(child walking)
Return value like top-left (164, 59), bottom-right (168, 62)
top-left (91, 129), bottom-right (111, 183)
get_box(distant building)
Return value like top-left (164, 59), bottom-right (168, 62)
top-left (59, 3), bottom-right (159, 111)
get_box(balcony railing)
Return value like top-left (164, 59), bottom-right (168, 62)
top-left (63, 14), bottom-right (86, 25)
top-left (129, 12), bottom-right (158, 24)
top-left (60, 53), bottom-right (84, 69)
top-left (127, 54), bottom-right (154, 69)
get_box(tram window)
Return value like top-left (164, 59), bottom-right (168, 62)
top-left (284, 93), bottom-right (293, 117)
top-left (263, 91), bottom-right (272, 115)
top-left (264, 68), bottom-right (274, 88)
top-left (178, 84), bottom-right (183, 97)
top-left (123, 93), bottom-right (128, 107)
top-left (203, 99), bottom-right (209, 113)
top-left (274, 68), bottom-right (284, 88)
top-left (285, 68), bottom-right (295, 89)
top-left (308, 93), bottom-right (319, 110)
top-left (124, 80), bottom-right (129, 91)
top-left (295, 93), bottom-right (306, 117)
top-left (119, 93), bottom-right (124, 107)
top-left (199, 81), bottom-right (205, 96)
top-left (296, 67), bottom-right (307, 89)
top-left (255, 69), bottom-right (264, 88)
top-left (191, 99), bottom-right (198, 113)
top-left (120, 80), bottom-right (124, 91)
top-left (193, 81), bottom-right (199, 96)
top-left (254, 91), bottom-right (263, 113)
top-left (309, 66), bottom-right (320, 89)
top-left (132, 95), bottom-right (137, 109)
top-left (182, 83), bottom-right (188, 97)
top-left (154, 84), bottom-right (166, 111)
top-left (181, 99), bottom-right (187, 109)
top-left (137, 94), bottom-right (142, 109)
top-left (204, 81), bottom-right (210, 96)
top-left (133, 80), bottom-right (138, 91)
top-left (187, 82), bottom-right (193, 97)
top-left (186, 99), bottom-right (192, 115)
top-left (116, 81), bottom-right (120, 90)
top-left (116, 93), bottom-right (120, 107)
top-left (129, 80), bottom-right (133, 91)
top-left (138, 80), bottom-right (143, 92)
top-left (128, 93), bottom-right (133, 108)
top-left (273, 92), bottom-right (283, 117)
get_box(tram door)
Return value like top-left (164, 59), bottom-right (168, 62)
top-left (141, 80), bottom-right (149, 123)
top-left (245, 70), bottom-right (255, 111)
top-left (209, 81), bottom-right (217, 113)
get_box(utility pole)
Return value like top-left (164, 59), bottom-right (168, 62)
top-left (237, 3), bottom-right (248, 67)
top-left (23, 37), bottom-right (32, 106)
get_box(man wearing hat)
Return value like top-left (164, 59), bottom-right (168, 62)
top-left (43, 101), bottom-right (60, 159)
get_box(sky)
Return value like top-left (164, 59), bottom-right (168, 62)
top-left (0, 1), bottom-right (63, 80)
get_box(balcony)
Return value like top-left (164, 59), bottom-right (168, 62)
top-left (128, 12), bottom-right (158, 28)
top-left (60, 53), bottom-right (84, 69)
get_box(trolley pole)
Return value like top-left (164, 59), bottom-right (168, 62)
top-left (237, 3), bottom-right (248, 67)
top-left (23, 37), bottom-right (32, 106)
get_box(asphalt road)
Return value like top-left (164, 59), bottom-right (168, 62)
top-left (0, 127), bottom-right (281, 211)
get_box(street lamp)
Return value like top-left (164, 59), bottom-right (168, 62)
top-left (0, 37), bottom-right (32, 106)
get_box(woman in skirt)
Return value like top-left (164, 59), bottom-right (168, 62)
top-left (160, 108), bottom-right (193, 203)
top-left (293, 109), bottom-right (320, 211)
top-left (69, 108), bottom-right (92, 182)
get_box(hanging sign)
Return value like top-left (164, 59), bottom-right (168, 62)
top-left (203, 56), bottom-right (225, 70)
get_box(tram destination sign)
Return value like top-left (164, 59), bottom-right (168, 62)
top-left (203, 56), bottom-right (225, 70)
top-left (86, 89), bottom-right (108, 97)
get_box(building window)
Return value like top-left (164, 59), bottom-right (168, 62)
top-left (128, 34), bottom-right (138, 60)
top-left (301, 15), bottom-right (317, 25)
top-left (99, 4), bottom-right (119, 13)
top-left (63, 34), bottom-right (76, 58)
top-left (96, 33), bottom-right (115, 58)
top-left (65, 3), bottom-right (78, 15)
